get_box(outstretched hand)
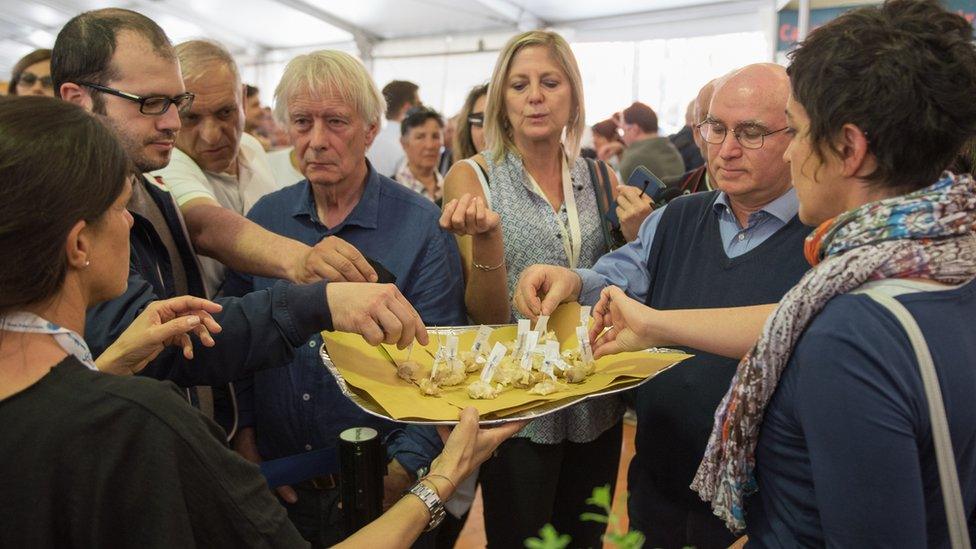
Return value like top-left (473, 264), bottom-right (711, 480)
top-left (97, 296), bottom-right (223, 375)
top-left (327, 282), bottom-right (429, 348)
top-left (440, 193), bottom-right (501, 236)
top-left (589, 285), bottom-right (659, 359)
top-left (512, 264), bottom-right (582, 321)
top-left (428, 408), bottom-right (525, 499)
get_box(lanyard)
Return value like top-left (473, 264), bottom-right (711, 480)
top-left (525, 155), bottom-right (582, 269)
top-left (0, 312), bottom-right (97, 371)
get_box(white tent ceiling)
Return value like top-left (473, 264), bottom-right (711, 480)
top-left (0, 0), bottom-right (791, 77)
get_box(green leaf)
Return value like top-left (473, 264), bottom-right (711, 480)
top-left (621, 530), bottom-right (646, 548)
top-left (523, 523), bottom-right (571, 549)
top-left (579, 512), bottom-right (610, 524)
top-left (585, 484), bottom-right (613, 510)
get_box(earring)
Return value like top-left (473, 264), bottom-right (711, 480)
top-left (84, 260), bottom-right (90, 268)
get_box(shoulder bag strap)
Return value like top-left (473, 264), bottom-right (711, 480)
top-left (462, 158), bottom-right (492, 209)
top-left (862, 287), bottom-right (972, 549)
top-left (585, 157), bottom-right (619, 251)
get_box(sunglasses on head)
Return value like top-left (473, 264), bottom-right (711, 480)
top-left (18, 72), bottom-right (53, 89)
top-left (467, 112), bottom-right (484, 127)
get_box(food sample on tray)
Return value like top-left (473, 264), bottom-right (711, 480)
top-left (321, 301), bottom-right (695, 423)
top-left (416, 316), bottom-right (597, 399)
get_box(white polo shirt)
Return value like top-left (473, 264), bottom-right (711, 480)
top-left (267, 146), bottom-right (305, 188)
top-left (152, 133), bottom-right (280, 296)
top-left (366, 119), bottom-right (404, 177)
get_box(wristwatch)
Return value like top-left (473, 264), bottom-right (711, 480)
top-left (408, 481), bottom-right (446, 531)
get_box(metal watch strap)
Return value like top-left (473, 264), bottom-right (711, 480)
top-left (408, 481), bottom-right (446, 531)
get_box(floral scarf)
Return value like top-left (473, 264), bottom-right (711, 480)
top-left (691, 172), bottom-right (976, 532)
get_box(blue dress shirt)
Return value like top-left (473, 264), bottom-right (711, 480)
top-left (223, 165), bottom-right (466, 477)
top-left (576, 188), bottom-right (799, 305)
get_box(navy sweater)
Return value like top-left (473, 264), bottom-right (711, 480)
top-left (629, 191), bottom-right (811, 516)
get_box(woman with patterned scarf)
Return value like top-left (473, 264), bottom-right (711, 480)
top-left (588, 1), bottom-right (976, 546)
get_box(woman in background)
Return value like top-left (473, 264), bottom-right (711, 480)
top-left (453, 83), bottom-right (489, 164)
top-left (8, 48), bottom-right (53, 96)
top-left (590, 117), bottom-right (624, 169)
top-left (440, 30), bottom-right (623, 548)
top-left (395, 106), bottom-right (446, 204)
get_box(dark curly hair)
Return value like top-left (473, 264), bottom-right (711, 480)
top-left (786, 0), bottom-right (976, 192)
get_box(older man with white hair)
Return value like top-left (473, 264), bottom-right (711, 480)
top-left (151, 40), bottom-right (379, 297)
top-left (223, 50), bottom-right (467, 548)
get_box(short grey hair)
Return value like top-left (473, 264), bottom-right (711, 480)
top-left (175, 39), bottom-right (240, 88)
top-left (274, 49), bottom-right (384, 128)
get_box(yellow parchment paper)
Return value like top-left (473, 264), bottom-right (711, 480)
top-left (322, 304), bottom-right (692, 421)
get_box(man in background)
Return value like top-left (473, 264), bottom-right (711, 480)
top-left (368, 79), bottom-right (420, 176)
top-left (618, 101), bottom-right (686, 182)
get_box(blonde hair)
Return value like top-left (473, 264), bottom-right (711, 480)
top-left (175, 40), bottom-right (240, 89)
top-left (274, 50), bottom-right (383, 128)
top-left (484, 30), bottom-right (585, 162)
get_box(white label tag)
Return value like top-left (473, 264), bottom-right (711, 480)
top-left (481, 342), bottom-right (507, 383)
top-left (515, 319), bottom-right (530, 354)
top-left (542, 341), bottom-right (561, 378)
top-left (446, 334), bottom-right (459, 360)
top-left (471, 325), bottom-right (492, 355)
top-left (579, 306), bottom-right (591, 326)
top-left (534, 315), bottom-right (549, 335)
top-left (519, 332), bottom-right (539, 370)
top-left (544, 341), bottom-right (559, 359)
top-left (430, 354), bottom-right (442, 379)
top-left (576, 325), bottom-right (594, 364)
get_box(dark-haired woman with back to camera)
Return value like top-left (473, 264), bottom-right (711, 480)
top-left (0, 96), bottom-right (521, 548)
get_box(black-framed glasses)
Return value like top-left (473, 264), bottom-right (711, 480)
top-left (79, 82), bottom-right (194, 115)
top-left (18, 72), bottom-right (53, 89)
top-left (467, 112), bottom-right (484, 127)
top-left (696, 120), bottom-right (788, 150)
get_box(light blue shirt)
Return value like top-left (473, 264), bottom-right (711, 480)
top-left (576, 187), bottom-right (800, 305)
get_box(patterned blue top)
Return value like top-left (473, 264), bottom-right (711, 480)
top-left (484, 149), bottom-right (624, 443)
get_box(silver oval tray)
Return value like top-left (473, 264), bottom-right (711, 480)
top-left (319, 327), bottom-right (686, 426)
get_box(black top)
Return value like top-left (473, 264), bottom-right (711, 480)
top-left (631, 191), bottom-right (811, 508)
top-left (0, 356), bottom-right (307, 548)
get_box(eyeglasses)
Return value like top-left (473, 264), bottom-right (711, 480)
top-left (467, 112), bottom-right (484, 127)
top-left (696, 120), bottom-right (788, 150)
top-left (18, 72), bottom-right (53, 89)
top-left (79, 82), bottom-right (195, 115)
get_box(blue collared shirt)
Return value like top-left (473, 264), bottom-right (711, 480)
top-left (576, 187), bottom-right (799, 305)
top-left (224, 164), bottom-right (466, 474)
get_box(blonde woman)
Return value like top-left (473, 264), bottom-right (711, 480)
top-left (440, 30), bottom-right (622, 547)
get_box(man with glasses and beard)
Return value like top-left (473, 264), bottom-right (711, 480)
top-left (53, 8), bottom-right (427, 424)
